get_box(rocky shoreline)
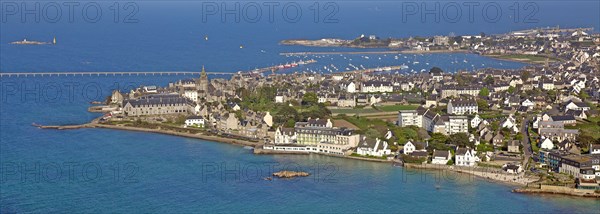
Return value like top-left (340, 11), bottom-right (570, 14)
top-left (513, 186), bottom-right (600, 198)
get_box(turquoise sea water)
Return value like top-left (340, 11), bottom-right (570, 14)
top-left (1, 1), bottom-right (600, 212)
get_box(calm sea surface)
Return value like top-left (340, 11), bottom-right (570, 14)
top-left (1, 1), bottom-right (599, 212)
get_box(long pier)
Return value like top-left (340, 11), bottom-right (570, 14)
top-left (0, 59), bottom-right (318, 78)
top-left (280, 50), bottom-right (468, 56)
top-left (340, 65), bottom-right (408, 74)
top-left (0, 71), bottom-right (236, 78)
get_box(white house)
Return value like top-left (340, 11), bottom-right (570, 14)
top-left (403, 141), bottom-right (416, 155)
top-left (183, 89), bottom-right (198, 102)
top-left (432, 150), bottom-right (452, 165)
top-left (501, 115), bottom-right (519, 133)
top-left (275, 94), bottom-right (285, 103)
top-left (540, 137), bottom-right (554, 150)
top-left (503, 163), bottom-right (523, 174)
top-left (521, 99), bottom-right (534, 108)
top-left (231, 103), bottom-right (241, 111)
top-left (361, 81), bottom-right (393, 93)
top-left (185, 116), bottom-right (205, 127)
top-left (403, 140), bottom-right (427, 155)
top-left (384, 130), bottom-right (394, 140)
top-left (347, 82), bottom-right (356, 93)
top-left (274, 127), bottom-right (297, 144)
top-left (589, 144), bottom-right (600, 154)
top-left (565, 101), bottom-right (591, 112)
top-left (470, 114), bottom-right (482, 128)
top-left (447, 98), bottom-right (478, 115)
top-left (356, 138), bottom-right (391, 157)
top-left (455, 147), bottom-right (478, 167)
top-left (143, 86), bottom-right (158, 93)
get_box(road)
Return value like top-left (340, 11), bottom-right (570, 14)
top-left (520, 117), bottom-right (533, 168)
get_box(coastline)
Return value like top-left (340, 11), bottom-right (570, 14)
top-left (403, 163), bottom-right (536, 187)
top-left (37, 122), bottom-right (600, 198)
top-left (38, 122), bottom-right (392, 163)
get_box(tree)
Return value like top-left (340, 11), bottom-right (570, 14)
top-left (547, 90), bottom-right (557, 102)
top-left (490, 121), bottom-right (500, 132)
top-left (577, 134), bottom-right (595, 147)
top-left (365, 128), bottom-right (382, 139)
top-left (477, 143), bottom-right (494, 152)
top-left (484, 76), bottom-right (494, 85)
top-left (285, 118), bottom-right (296, 128)
top-left (507, 86), bottom-right (516, 94)
top-left (477, 99), bottom-right (489, 111)
top-left (521, 70), bottom-right (531, 82)
top-left (276, 106), bottom-right (298, 123)
top-left (430, 133), bottom-right (448, 144)
top-left (579, 91), bottom-right (589, 101)
top-left (453, 36), bottom-right (463, 44)
top-left (515, 133), bottom-right (524, 141)
top-left (447, 133), bottom-right (471, 147)
top-left (302, 92), bottom-right (318, 106)
top-left (479, 87), bottom-right (490, 96)
top-left (393, 127), bottom-right (418, 142)
top-left (430, 67), bottom-right (444, 74)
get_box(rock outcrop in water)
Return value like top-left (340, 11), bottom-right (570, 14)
top-left (272, 171), bottom-right (310, 178)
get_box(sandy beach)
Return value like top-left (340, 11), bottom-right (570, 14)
top-left (404, 163), bottom-right (538, 186)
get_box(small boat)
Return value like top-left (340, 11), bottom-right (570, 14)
top-left (204, 35), bottom-right (209, 41)
top-left (264, 177), bottom-right (273, 181)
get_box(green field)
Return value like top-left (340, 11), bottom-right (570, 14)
top-left (573, 117), bottom-right (600, 140)
top-left (491, 54), bottom-right (558, 64)
top-left (329, 108), bottom-right (380, 114)
top-left (378, 105), bottom-right (420, 112)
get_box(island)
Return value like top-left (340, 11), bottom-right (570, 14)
top-left (272, 171), bottom-right (310, 178)
top-left (10, 37), bottom-right (56, 45)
